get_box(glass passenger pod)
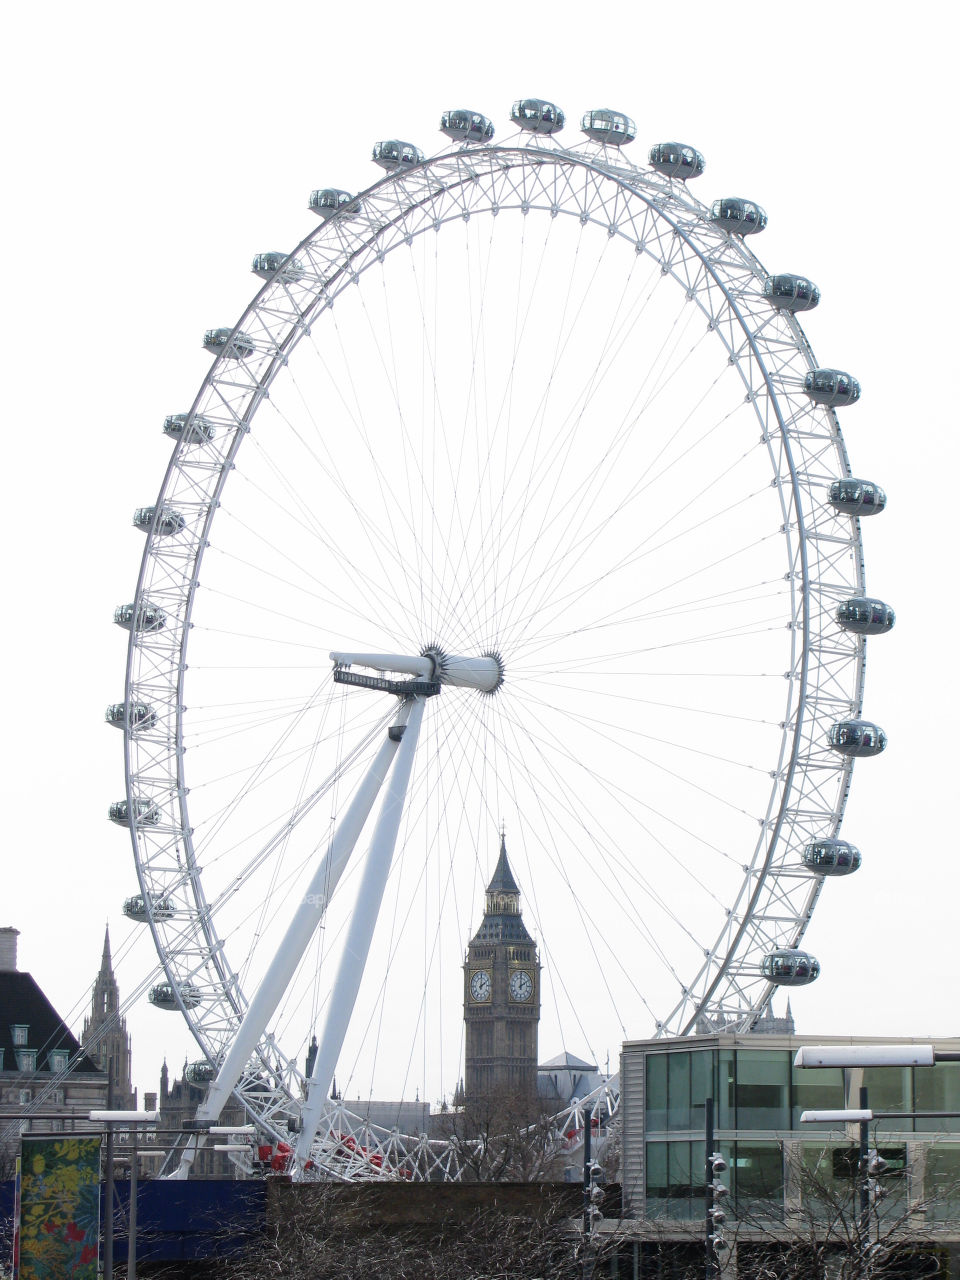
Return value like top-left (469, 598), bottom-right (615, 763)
top-left (113, 602), bottom-right (167, 633)
top-left (580, 108), bottom-right (636, 147)
top-left (105, 702), bottom-right (157, 731)
top-left (648, 142), bottom-right (705, 180)
top-left (133, 505), bottom-right (186, 537)
top-left (185, 1060), bottom-right (217, 1084)
top-left (308, 188), bottom-right (361, 221)
top-left (108, 797), bottom-right (160, 826)
top-left (163, 413), bottom-right (216, 444)
top-left (804, 368), bottom-right (862, 408)
top-left (828, 477), bottom-right (887, 516)
top-left (761, 949), bottom-right (820, 986)
top-left (764, 274), bottom-right (821, 313)
top-left (149, 982), bottom-right (202, 1011)
top-left (836, 597), bottom-right (896, 635)
top-left (827, 719), bottom-right (888, 757)
top-left (371, 140), bottom-right (425, 171)
top-left (123, 893), bottom-right (175, 923)
top-left (511, 98), bottom-right (565, 135)
top-left (202, 328), bottom-right (256, 359)
top-left (251, 252), bottom-right (305, 283)
top-left (709, 198), bottom-right (768, 236)
top-left (801, 838), bottom-right (862, 876)
top-left (440, 109), bottom-right (495, 143)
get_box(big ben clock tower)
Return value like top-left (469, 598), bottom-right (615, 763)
top-left (463, 834), bottom-right (540, 1110)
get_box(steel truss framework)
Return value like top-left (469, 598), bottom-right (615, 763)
top-left (120, 128), bottom-right (869, 1174)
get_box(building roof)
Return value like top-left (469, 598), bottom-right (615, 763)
top-left (539, 1050), bottom-right (598, 1073)
top-left (486, 834), bottom-right (521, 896)
top-left (0, 970), bottom-right (101, 1073)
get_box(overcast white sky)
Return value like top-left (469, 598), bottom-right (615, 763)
top-left (2, 2), bottom-right (956, 1104)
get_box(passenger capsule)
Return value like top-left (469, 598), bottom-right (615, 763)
top-left (309, 188), bottom-right (361, 221)
top-left (761, 949), bottom-right (820, 986)
top-left (802, 838), bottom-right (862, 876)
top-left (163, 413), bottom-right (216, 444)
top-left (764, 274), bottom-right (820, 313)
top-left (251, 252), bottom-right (305, 283)
top-left (105, 702), bottom-right (157, 732)
top-left (836, 597), bottom-right (896, 636)
top-left (828, 478), bottom-right (887, 517)
top-left (511, 98), bottom-right (565, 134)
top-left (804, 368), bottom-right (862, 408)
top-left (581, 108), bottom-right (636, 147)
top-left (185, 1060), bottom-right (217, 1084)
top-left (372, 140), bottom-right (425, 171)
top-left (123, 892), bottom-right (175, 922)
top-left (827, 719), bottom-right (888, 757)
top-left (648, 142), bottom-right (705, 180)
top-left (203, 328), bottom-right (256, 359)
top-left (133, 506), bottom-right (186, 538)
top-left (114, 602), bottom-right (167, 633)
top-left (440, 109), bottom-right (495, 143)
top-left (149, 981), bottom-right (202, 1011)
top-left (109, 797), bottom-right (160, 826)
top-left (709, 198), bottom-right (768, 236)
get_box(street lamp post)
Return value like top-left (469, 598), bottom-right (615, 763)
top-left (704, 1098), bottom-right (728, 1279)
top-left (89, 1109), bottom-right (160, 1280)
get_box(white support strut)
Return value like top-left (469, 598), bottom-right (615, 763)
top-left (295, 694), bottom-right (426, 1171)
top-left (174, 702), bottom-right (413, 1177)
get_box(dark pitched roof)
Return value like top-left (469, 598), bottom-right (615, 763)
top-left (486, 834), bottom-right (520, 896)
top-left (0, 971), bottom-right (101, 1073)
top-left (470, 911), bottom-right (534, 945)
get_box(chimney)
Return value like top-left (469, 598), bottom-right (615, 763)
top-left (0, 927), bottom-right (20, 971)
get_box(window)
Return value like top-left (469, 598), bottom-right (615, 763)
top-left (15, 1049), bottom-right (37, 1073)
top-left (915, 1063), bottom-right (960, 1133)
top-left (51, 1118), bottom-right (64, 1133)
top-left (19, 1089), bottom-right (32, 1105)
top-left (49, 1049), bottom-right (69, 1073)
top-left (645, 1139), bottom-right (706, 1221)
top-left (924, 1145), bottom-right (960, 1221)
top-left (52, 1089), bottom-right (65, 1105)
top-left (731, 1142), bottom-right (784, 1218)
top-left (791, 1063), bottom-right (844, 1129)
top-left (11, 1025), bottom-right (28, 1047)
top-left (734, 1050), bottom-right (789, 1129)
top-left (862, 1066), bottom-right (912, 1132)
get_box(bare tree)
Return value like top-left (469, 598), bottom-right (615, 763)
top-left (227, 1179), bottom-right (602, 1280)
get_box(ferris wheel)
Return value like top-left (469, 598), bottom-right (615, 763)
top-left (110, 99), bottom-right (893, 1175)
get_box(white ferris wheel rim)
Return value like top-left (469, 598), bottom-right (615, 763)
top-left (119, 121), bottom-right (868, 1157)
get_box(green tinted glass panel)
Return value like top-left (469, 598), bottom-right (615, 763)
top-left (791, 1064), bottom-right (845, 1129)
top-left (646, 1141), bottom-right (669, 1215)
top-left (735, 1049), bottom-right (789, 1129)
top-left (862, 1066), bottom-right (912, 1132)
top-left (800, 1142), bottom-right (857, 1222)
top-left (915, 1063), bottom-right (960, 1133)
top-left (718, 1048), bottom-right (736, 1128)
top-left (690, 1051), bottom-right (714, 1132)
top-left (668, 1052), bottom-right (691, 1129)
top-left (924, 1145), bottom-right (960, 1222)
top-left (646, 1053), bottom-right (668, 1131)
top-left (733, 1141), bottom-right (783, 1218)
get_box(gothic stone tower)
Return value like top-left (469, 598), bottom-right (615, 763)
top-left (463, 836), bottom-right (540, 1110)
top-left (81, 925), bottom-right (137, 1109)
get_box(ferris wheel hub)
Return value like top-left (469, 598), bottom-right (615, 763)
top-left (330, 648), bottom-right (504, 695)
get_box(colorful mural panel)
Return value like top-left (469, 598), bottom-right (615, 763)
top-left (16, 1137), bottom-right (100, 1279)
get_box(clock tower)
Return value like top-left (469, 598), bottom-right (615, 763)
top-left (463, 834), bottom-right (540, 1110)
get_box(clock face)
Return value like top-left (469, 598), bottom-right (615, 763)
top-left (509, 969), bottom-right (533, 1002)
top-left (470, 970), bottom-right (492, 1002)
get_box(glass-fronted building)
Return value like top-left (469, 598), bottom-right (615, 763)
top-left (616, 1033), bottom-right (960, 1274)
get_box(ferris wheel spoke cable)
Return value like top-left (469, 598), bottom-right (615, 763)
top-left (477, 691), bottom-right (699, 975)
top-left (496, 684), bottom-right (736, 921)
